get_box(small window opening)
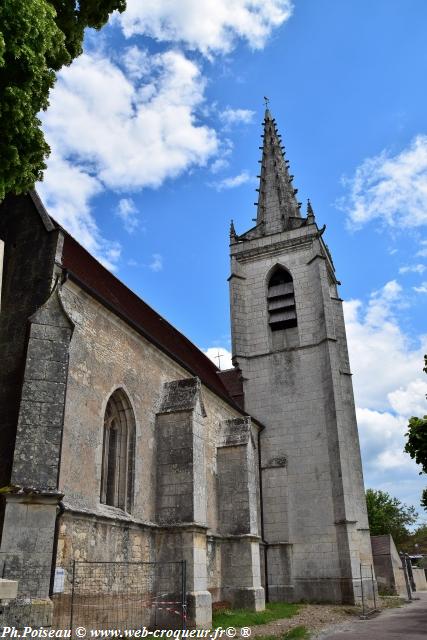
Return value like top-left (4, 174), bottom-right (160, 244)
top-left (267, 267), bottom-right (297, 330)
top-left (101, 389), bottom-right (135, 512)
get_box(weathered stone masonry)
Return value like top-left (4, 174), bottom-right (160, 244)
top-left (0, 193), bottom-right (59, 497)
top-left (0, 196), bottom-right (265, 628)
top-left (0, 108), bottom-right (374, 628)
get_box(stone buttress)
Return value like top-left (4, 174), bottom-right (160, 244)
top-left (0, 282), bottom-right (74, 624)
top-left (0, 194), bottom-right (71, 627)
top-left (155, 378), bottom-right (264, 626)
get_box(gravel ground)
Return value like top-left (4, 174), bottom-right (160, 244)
top-left (250, 597), bottom-right (406, 639)
top-left (251, 604), bottom-right (359, 638)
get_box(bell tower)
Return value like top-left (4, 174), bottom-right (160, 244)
top-left (229, 109), bottom-right (374, 603)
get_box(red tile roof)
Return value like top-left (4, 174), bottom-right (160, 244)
top-left (371, 535), bottom-right (392, 556)
top-left (60, 230), bottom-right (244, 411)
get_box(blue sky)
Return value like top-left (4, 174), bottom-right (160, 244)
top-left (39, 0), bottom-right (427, 523)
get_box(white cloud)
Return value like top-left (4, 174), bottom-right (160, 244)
top-left (399, 263), bottom-right (426, 274)
top-left (116, 198), bottom-right (139, 233)
top-left (204, 347), bottom-right (233, 370)
top-left (344, 280), bottom-right (426, 411)
top-left (210, 138), bottom-right (233, 173)
top-left (344, 280), bottom-right (427, 506)
top-left (122, 46), bottom-right (152, 80)
top-left (37, 150), bottom-right (121, 270)
top-left (357, 405), bottom-right (426, 508)
top-left (210, 158), bottom-right (230, 174)
top-left (149, 253), bottom-right (163, 272)
top-left (417, 240), bottom-right (427, 257)
top-left (220, 107), bottom-right (255, 126)
top-left (413, 281), bottom-right (427, 293)
top-left (126, 254), bottom-right (163, 271)
top-left (43, 50), bottom-right (218, 191)
top-left (340, 135), bottom-right (427, 229)
top-left (118, 0), bottom-right (294, 56)
top-left (41, 48), bottom-right (218, 256)
top-left (388, 379), bottom-right (427, 418)
top-left (212, 170), bottom-right (254, 191)
top-left (357, 408), bottom-right (410, 472)
top-left (40, 0), bottom-right (293, 263)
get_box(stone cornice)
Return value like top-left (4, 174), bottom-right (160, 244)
top-left (231, 234), bottom-right (315, 263)
top-left (235, 336), bottom-right (338, 360)
top-left (207, 532), bottom-right (262, 542)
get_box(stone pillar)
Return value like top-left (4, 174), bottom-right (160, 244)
top-left (217, 418), bottom-right (265, 610)
top-left (155, 378), bottom-right (211, 627)
top-left (0, 283), bottom-right (73, 627)
top-left (181, 529), bottom-right (212, 628)
top-left (262, 457), bottom-right (293, 601)
top-left (0, 493), bottom-right (59, 597)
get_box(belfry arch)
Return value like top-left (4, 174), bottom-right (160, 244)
top-left (267, 266), bottom-right (297, 330)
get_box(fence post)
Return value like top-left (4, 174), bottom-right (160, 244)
top-left (405, 553), bottom-right (416, 592)
top-left (400, 552), bottom-right (412, 601)
top-left (360, 563), bottom-right (365, 616)
top-left (181, 560), bottom-right (187, 630)
top-left (371, 564), bottom-right (377, 610)
top-left (70, 560), bottom-right (76, 633)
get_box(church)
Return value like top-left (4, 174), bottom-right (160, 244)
top-left (0, 109), bottom-right (374, 629)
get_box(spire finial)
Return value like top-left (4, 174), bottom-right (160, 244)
top-left (307, 198), bottom-right (315, 223)
top-left (230, 219), bottom-right (236, 239)
top-left (264, 96), bottom-right (270, 110)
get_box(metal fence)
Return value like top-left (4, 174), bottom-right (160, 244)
top-left (359, 563), bottom-right (378, 618)
top-left (52, 560), bottom-right (187, 632)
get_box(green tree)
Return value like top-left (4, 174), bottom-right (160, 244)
top-left (405, 414), bottom-right (427, 475)
top-left (366, 488), bottom-right (418, 546)
top-left (404, 355), bottom-right (427, 515)
top-left (0, 0), bottom-right (126, 201)
top-left (400, 524), bottom-right (427, 557)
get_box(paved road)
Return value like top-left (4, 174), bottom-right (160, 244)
top-left (317, 592), bottom-right (427, 639)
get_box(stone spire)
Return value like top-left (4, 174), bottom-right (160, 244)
top-left (255, 109), bottom-right (301, 234)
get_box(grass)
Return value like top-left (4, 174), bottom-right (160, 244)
top-left (282, 628), bottom-right (309, 640)
top-left (212, 602), bottom-right (300, 628)
top-left (379, 595), bottom-right (406, 609)
top-left (254, 628), bottom-right (309, 640)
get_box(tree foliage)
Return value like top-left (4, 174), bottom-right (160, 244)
top-left (366, 488), bottom-right (418, 546)
top-left (404, 355), bottom-right (427, 475)
top-left (0, 0), bottom-right (126, 201)
top-left (400, 524), bottom-right (427, 557)
top-left (422, 488), bottom-right (427, 512)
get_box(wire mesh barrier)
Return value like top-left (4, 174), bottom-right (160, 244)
top-left (0, 559), bottom-right (57, 628)
top-left (359, 563), bottom-right (378, 618)
top-left (52, 561), bottom-right (187, 632)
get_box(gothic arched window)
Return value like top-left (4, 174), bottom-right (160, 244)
top-left (267, 267), bottom-right (297, 330)
top-left (100, 389), bottom-right (135, 512)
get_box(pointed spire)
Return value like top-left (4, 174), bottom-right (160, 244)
top-left (230, 219), bottom-right (237, 241)
top-left (306, 198), bottom-right (315, 224)
top-left (255, 108), bottom-right (301, 234)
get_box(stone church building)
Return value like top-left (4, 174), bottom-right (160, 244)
top-left (0, 110), bottom-right (374, 627)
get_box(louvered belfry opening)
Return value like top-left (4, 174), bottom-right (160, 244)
top-left (267, 267), bottom-right (297, 331)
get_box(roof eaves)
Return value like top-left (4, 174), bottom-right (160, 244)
top-left (29, 190), bottom-right (55, 232)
